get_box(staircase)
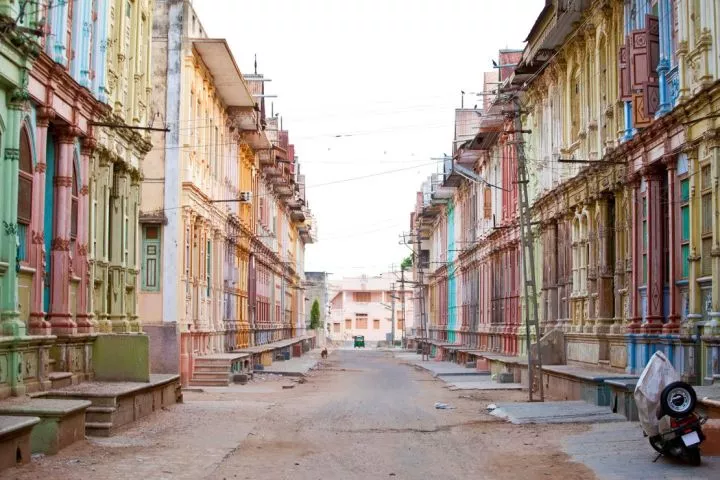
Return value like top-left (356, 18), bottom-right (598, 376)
top-left (189, 353), bottom-right (250, 387)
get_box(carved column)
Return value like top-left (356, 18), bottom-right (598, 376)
top-left (627, 177), bottom-right (641, 332)
top-left (108, 166), bottom-right (130, 332)
top-left (595, 194), bottom-right (615, 333)
top-left (48, 129), bottom-right (78, 336)
top-left (611, 187), bottom-right (627, 334)
top-left (75, 137), bottom-right (96, 333)
top-left (643, 167), bottom-right (665, 332)
top-left (28, 111), bottom-right (53, 336)
top-left (663, 156), bottom-right (680, 332)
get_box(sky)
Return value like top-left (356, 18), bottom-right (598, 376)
top-left (193, 0), bottom-right (544, 278)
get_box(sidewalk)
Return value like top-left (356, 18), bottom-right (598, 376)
top-left (256, 349), bottom-right (321, 377)
top-left (397, 352), bottom-right (523, 391)
top-left (491, 400), bottom-right (627, 424)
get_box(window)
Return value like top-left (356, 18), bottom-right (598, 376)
top-left (680, 177), bottom-right (690, 278)
top-left (71, 160), bottom-right (79, 239)
top-left (344, 318), bottom-right (351, 330)
top-left (398, 319), bottom-right (404, 331)
top-left (17, 127), bottom-right (33, 262)
top-left (141, 226), bottom-right (161, 291)
top-left (333, 322), bottom-right (340, 333)
top-left (701, 164), bottom-right (712, 276)
top-left (206, 240), bottom-right (212, 297)
top-left (355, 314), bottom-right (368, 329)
top-left (373, 319), bottom-right (380, 329)
top-left (353, 292), bottom-right (371, 303)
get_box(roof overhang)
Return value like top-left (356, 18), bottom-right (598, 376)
top-left (192, 39), bottom-right (255, 107)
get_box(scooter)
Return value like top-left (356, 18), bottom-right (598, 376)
top-left (646, 381), bottom-right (707, 465)
top-left (635, 352), bottom-right (708, 465)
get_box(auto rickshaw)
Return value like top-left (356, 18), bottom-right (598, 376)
top-left (353, 335), bottom-right (365, 348)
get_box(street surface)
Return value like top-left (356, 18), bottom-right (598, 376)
top-left (4, 350), bottom-right (717, 479)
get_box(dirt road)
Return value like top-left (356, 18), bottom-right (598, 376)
top-left (5, 350), bottom-right (592, 480)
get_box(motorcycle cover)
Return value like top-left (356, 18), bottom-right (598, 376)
top-left (633, 351), bottom-right (681, 437)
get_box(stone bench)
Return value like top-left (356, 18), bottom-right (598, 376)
top-left (0, 416), bottom-right (40, 471)
top-left (604, 379), bottom-right (639, 421)
top-left (0, 399), bottom-right (91, 455)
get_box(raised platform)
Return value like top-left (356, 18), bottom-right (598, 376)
top-left (37, 373), bottom-right (181, 437)
top-left (0, 398), bottom-right (90, 454)
top-left (0, 416), bottom-right (39, 471)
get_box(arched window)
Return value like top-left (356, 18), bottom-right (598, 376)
top-left (18, 126), bottom-right (33, 261)
top-left (71, 159), bottom-right (79, 239)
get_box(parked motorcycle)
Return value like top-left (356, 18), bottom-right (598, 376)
top-left (635, 352), bottom-right (707, 465)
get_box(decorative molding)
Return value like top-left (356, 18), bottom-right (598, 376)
top-left (51, 237), bottom-right (71, 251)
top-left (4, 148), bottom-right (20, 162)
top-left (54, 176), bottom-right (73, 188)
top-left (3, 221), bottom-right (18, 236)
top-left (35, 162), bottom-right (47, 174)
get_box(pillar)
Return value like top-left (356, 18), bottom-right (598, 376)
top-left (655, 0), bottom-right (673, 116)
top-left (595, 194), bottom-right (615, 333)
top-left (28, 110), bottom-right (52, 336)
top-left (108, 166), bottom-right (129, 332)
top-left (643, 168), bottom-right (665, 331)
top-left (47, 128), bottom-right (78, 336)
top-left (664, 156), bottom-right (680, 332)
top-left (628, 178), bottom-right (641, 332)
top-left (75, 137), bottom-right (95, 333)
top-left (1, 91), bottom-right (25, 337)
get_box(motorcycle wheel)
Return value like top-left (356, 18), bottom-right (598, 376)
top-left (660, 381), bottom-right (697, 418)
top-left (684, 446), bottom-right (701, 466)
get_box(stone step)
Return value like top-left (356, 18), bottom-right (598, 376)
top-left (84, 406), bottom-right (116, 425)
top-left (48, 372), bottom-right (73, 389)
top-left (39, 374), bottom-right (181, 437)
top-left (0, 416), bottom-right (40, 472)
top-left (193, 365), bottom-right (230, 375)
top-left (191, 372), bottom-right (230, 382)
top-left (0, 399), bottom-right (91, 456)
top-left (189, 378), bottom-right (229, 387)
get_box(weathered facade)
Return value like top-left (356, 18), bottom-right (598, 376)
top-left (143, 0), bottom-right (316, 385)
top-left (411, 0), bottom-right (720, 385)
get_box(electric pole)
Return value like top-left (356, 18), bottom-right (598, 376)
top-left (401, 266), bottom-right (406, 348)
top-left (512, 94), bottom-right (545, 402)
top-left (391, 282), bottom-right (396, 347)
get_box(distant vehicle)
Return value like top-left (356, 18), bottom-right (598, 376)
top-left (353, 335), bottom-right (365, 348)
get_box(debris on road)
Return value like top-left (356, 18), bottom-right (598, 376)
top-left (434, 402), bottom-right (455, 409)
top-left (282, 384), bottom-right (295, 389)
top-left (487, 403), bottom-right (497, 411)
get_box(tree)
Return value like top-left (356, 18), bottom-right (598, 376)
top-left (310, 299), bottom-right (321, 329)
top-left (401, 255), bottom-right (413, 271)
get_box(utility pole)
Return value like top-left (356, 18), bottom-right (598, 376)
top-left (401, 266), bottom-right (406, 348)
top-left (391, 282), bottom-right (396, 347)
top-left (512, 94), bottom-right (544, 402)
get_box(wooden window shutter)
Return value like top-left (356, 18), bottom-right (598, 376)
top-left (18, 128), bottom-right (33, 225)
top-left (483, 187), bottom-right (492, 219)
top-left (630, 16), bottom-right (660, 90)
top-left (643, 82), bottom-right (660, 118)
top-left (618, 39), bottom-right (632, 101)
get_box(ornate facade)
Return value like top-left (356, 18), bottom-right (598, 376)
top-left (144, 0), bottom-right (315, 385)
top-left (412, 0), bottom-right (720, 385)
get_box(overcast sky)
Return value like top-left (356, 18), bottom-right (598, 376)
top-left (193, 0), bottom-right (543, 279)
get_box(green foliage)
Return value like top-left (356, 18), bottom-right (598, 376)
top-left (310, 299), bottom-right (321, 329)
top-left (401, 255), bottom-right (413, 270)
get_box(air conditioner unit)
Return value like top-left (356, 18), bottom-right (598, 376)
top-left (238, 191), bottom-right (252, 203)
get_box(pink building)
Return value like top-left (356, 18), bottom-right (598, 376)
top-left (328, 274), bottom-right (414, 344)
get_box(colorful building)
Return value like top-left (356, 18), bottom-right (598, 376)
top-left (328, 274), bottom-right (414, 344)
top-left (144, 0), bottom-right (316, 385)
top-left (411, 0), bottom-right (720, 386)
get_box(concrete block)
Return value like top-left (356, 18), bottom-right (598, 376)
top-left (0, 416), bottom-right (39, 471)
top-left (93, 334), bottom-right (150, 382)
top-left (703, 419), bottom-right (720, 456)
top-left (144, 323), bottom-right (180, 374)
top-left (498, 372), bottom-right (515, 384)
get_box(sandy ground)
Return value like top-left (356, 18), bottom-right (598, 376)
top-left (4, 350), bottom-right (593, 480)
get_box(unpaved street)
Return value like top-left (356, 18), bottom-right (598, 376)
top-left (6, 350), bottom-right (592, 480)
